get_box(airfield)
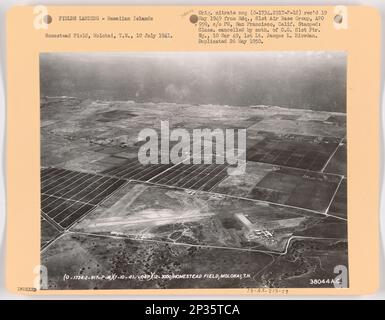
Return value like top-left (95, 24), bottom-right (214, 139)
top-left (40, 97), bottom-right (347, 289)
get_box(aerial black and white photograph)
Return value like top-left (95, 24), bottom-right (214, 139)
top-left (39, 52), bottom-right (347, 290)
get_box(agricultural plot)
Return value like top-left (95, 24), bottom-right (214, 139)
top-left (41, 167), bottom-right (127, 228)
top-left (246, 132), bottom-right (340, 171)
top-left (41, 216), bottom-right (61, 249)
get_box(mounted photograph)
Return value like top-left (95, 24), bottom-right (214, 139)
top-left (39, 51), bottom-right (347, 290)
